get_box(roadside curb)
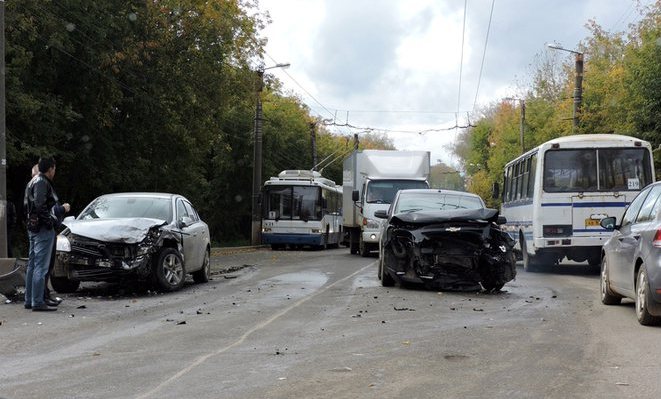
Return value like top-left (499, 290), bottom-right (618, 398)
top-left (211, 245), bottom-right (268, 256)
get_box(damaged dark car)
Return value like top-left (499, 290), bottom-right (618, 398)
top-left (52, 193), bottom-right (211, 293)
top-left (375, 189), bottom-right (516, 292)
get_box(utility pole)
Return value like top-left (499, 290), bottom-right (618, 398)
top-left (250, 69), bottom-right (264, 246)
top-left (519, 99), bottom-right (526, 154)
top-left (547, 43), bottom-right (584, 134)
top-left (310, 122), bottom-right (317, 171)
top-left (0, 0), bottom-right (8, 258)
top-left (505, 97), bottom-right (525, 154)
top-left (250, 63), bottom-right (289, 246)
top-left (573, 52), bottom-right (584, 133)
top-left (353, 134), bottom-right (359, 150)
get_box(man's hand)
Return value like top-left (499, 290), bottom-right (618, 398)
top-left (63, 203), bottom-right (71, 213)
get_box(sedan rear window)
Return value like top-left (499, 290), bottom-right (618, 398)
top-left (79, 197), bottom-right (172, 222)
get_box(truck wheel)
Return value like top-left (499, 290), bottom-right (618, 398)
top-left (50, 276), bottom-right (80, 293)
top-left (359, 236), bottom-right (370, 257)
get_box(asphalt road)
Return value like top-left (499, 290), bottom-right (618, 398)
top-left (2, 248), bottom-right (661, 399)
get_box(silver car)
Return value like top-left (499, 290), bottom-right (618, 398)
top-left (52, 192), bottom-right (211, 293)
top-left (600, 181), bottom-right (661, 325)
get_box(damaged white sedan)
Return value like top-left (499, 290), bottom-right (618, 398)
top-left (51, 193), bottom-right (211, 293)
top-left (375, 189), bottom-right (516, 292)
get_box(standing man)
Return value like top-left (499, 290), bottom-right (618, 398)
top-left (23, 157), bottom-right (70, 311)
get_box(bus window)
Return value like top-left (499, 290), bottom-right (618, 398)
top-left (265, 186), bottom-right (293, 219)
top-left (293, 186), bottom-right (320, 220)
top-left (544, 149), bottom-right (597, 192)
top-left (527, 154), bottom-right (537, 198)
top-left (598, 148), bottom-right (652, 191)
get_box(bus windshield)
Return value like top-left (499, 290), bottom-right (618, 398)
top-left (264, 185), bottom-right (321, 221)
top-left (543, 148), bottom-right (652, 193)
top-left (365, 180), bottom-right (429, 204)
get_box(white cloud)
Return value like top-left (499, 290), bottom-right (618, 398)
top-left (258, 0), bottom-right (654, 169)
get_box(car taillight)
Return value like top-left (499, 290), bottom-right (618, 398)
top-left (653, 230), bottom-right (661, 248)
top-left (363, 217), bottom-right (367, 226)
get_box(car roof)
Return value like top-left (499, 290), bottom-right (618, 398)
top-left (96, 192), bottom-right (180, 200)
top-left (397, 189), bottom-right (482, 199)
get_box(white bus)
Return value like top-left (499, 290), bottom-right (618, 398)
top-left (261, 170), bottom-right (343, 250)
top-left (499, 134), bottom-right (655, 271)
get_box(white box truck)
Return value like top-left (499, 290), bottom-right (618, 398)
top-left (343, 150), bottom-right (431, 256)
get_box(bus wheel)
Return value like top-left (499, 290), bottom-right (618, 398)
top-left (521, 237), bottom-right (548, 272)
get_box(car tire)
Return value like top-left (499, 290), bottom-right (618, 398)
top-left (600, 256), bottom-right (622, 305)
top-left (50, 276), bottom-right (80, 293)
top-left (192, 249), bottom-right (210, 284)
top-left (379, 257), bottom-right (395, 287)
top-left (152, 248), bottom-right (186, 291)
top-left (636, 267), bottom-right (661, 326)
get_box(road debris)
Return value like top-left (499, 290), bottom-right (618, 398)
top-left (393, 306), bottom-right (415, 311)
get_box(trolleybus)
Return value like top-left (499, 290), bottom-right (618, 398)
top-left (262, 170), bottom-right (343, 249)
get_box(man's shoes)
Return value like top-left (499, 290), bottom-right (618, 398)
top-left (32, 304), bottom-right (57, 312)
top-left (45, 298), bottom-right (60, 307)
top-left (24, 303), bottom-right (32, 309)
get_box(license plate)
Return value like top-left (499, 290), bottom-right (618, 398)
top-left (585, 218), bottom-right (601, 227)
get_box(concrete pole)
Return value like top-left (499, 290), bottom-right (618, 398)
top-left (573, 53), bottom-right (584, 133)
top-left (519, 100), bottom-right (525, 154)
top-left (0, 0), bottom-right (8, 258)
top-left (310, 122), bottom-right (317, 171)
top-left (250, 70), bottom-right (264, 246)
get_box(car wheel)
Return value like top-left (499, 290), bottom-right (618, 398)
top-left (50, 276), bottom-right (80, 293)
top-left (379, 256), bottom-right (395, 287)
top-left (636, 267), bottom-right (660, 326)
top-left (359, 236), bottom-right (370, 257)
top-left (152, 248), bottom-right (186, 291)
top-left (192, 249), bottom-right (210, 284)
top-left (600, 256), bottom-right (622, 305)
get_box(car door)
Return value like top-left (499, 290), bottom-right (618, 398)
top-left (176, 198), bottom-right (199, 269)
top-left (608, 186), bottom-right (651, 293)
top-left (183, 200), bottom-right (208, 271)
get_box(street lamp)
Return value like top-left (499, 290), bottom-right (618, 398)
top-left (251, 62), bottom-right (290, 245)
top-left (505, 97), bottom-right (526, 154)
top-left (547, 43), bottom-right (584, 134)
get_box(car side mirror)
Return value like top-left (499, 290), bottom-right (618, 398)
top-left (600, 216), bottom-right (617, 231)
top-left (374, 210), bottom-right (388, 219)
top-left (496, 216), bottom-right (507, 225)
top-left (178, 216), bottom-right (193, 229)
top-left (352, 190), bottom-right (359, 202)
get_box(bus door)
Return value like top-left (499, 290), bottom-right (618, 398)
top-left (571, 194), bottom-right (625, 237)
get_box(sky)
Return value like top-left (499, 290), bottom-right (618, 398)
top-left (256, 0), bottom-right (653, 168)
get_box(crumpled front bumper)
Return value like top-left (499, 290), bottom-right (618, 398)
top-left (382, 223), bottom-right (516, 291)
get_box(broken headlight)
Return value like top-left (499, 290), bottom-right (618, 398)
top-left (56, 235), bottom-right (71, 252)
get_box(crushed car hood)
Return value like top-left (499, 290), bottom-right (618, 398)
top-left (391, 208), bottom-right (499, 225)
top-left (63, 218), bottom-right (167, 244)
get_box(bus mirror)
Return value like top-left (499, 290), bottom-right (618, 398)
top-left (491, 182), bottom-right (500, 199)
top-left (352, 190), bottom-right (359, 202)
top-left (600, 216), bottom-right (617, 231)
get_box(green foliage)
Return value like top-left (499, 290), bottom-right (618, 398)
top-left (429, 162), bottom-right (464, 191)
top-left (454, 2), bottom-right (661, 201)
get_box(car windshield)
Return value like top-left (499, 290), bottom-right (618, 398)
top-left (395, 192), bottom-right (483, 213)
top-left (78, 196), bottom-right (173, 222)
top-left (365, 180), bottom-right (429, 204)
